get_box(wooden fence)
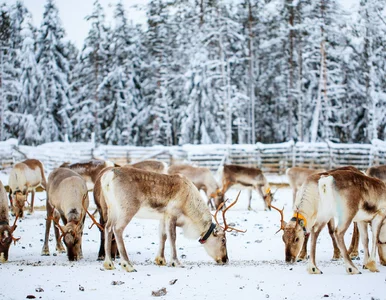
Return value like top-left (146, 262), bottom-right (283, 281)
top-left (1, 139), bottom-right (386, 174)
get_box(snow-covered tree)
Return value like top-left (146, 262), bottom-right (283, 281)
top-left (36, 0), bottom-right (71, 143)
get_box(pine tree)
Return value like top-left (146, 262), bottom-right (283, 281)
top-left (71, 0), bottom-right (109, 144)
top-left (36, 0), bottom-right (71, 143)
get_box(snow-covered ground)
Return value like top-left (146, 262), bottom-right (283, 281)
top-left (1, 187), bottom-right (385, 300)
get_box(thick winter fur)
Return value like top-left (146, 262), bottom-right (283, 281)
top-left (168, 164), bottom-right (222, 209)
top-left (0, 180), bottom-right (17, 262)
top-left (131, 160), bottom-right (168, 174)
top-left (41, 168), bottom-right (89, 261)
top-left (60, 159), bottom-right (115, 190)
top-left (222, 164), bottom-right (272, 210)
top-left (8, 159), bottom-right (47, 217)
top-left (286, 167), bottom-right (326, 208)
top-left (100, 167), bottom-right (228, 272)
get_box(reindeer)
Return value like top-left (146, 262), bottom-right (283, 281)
top-left (365, 165), bottom-right (386, 266)
top-left (274, 169), bottom-right (386, 274)
top-left (131, 160), bottom-right (168, 174)
top-left (284, 166), bottom-right (360, 261)
top-left (100, 167), bottom-right (242, 272)
top-left (92, 163), bottom-right (170, 261)
top-left (8, 159), bottom-right (47, 217)
top-left (0, 180), bottom-right (19, 262)
top-left (221, 164), bottom-right (273, 211)
top-left (168, 164), bottom-right (223, 209)
top-left (60, 159), bottom-right (115, 190)
top-left (286, 167), bottom-right (326, 208)
top-left (41, 168), bottom-right (90, 261)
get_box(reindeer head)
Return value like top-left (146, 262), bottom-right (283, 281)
top-left (271, 205), bottom-right (306, 263)
top-left (0, 216), bottom-right (20, 262)
top-left (57, 222), bottom-right (83, 261)
top-left (11, 191), bottom-right (27, 218)
top-left (202, 191), bottom-right (246, 264)
top-left (263, 187), bottom-right (274, 211)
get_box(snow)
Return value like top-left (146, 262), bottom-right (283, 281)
top-left (1, 187), bottom-right (384, 300)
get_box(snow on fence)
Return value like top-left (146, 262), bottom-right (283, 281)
top-left (1, 139), bottom-right (386, 174)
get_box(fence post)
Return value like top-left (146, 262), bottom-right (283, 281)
top-left (326, 140), bottom-right (333, 170)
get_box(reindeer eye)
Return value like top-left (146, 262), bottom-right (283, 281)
top-left (221, 238), bottom-right (226, 245)
top-left (295, 237), bottom-right (299, 243)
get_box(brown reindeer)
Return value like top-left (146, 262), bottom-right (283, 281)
top-left (274, 169), bottom-right (386, 274)
top-left (0, 180), bottom-right (19, 262)
top-left (99, 167), bottom-right (240, 272)
top-left (221, 164), bottom-right (273, 211)
top-left (92, 163), bottom-right (169, 261)
top-left (41, 168), bottom-right (90, 261)
top-left (8, 159), bottom-right (47, 217)
top-left (60, 159), bottom-right (115, 190)
top-left (365, 165), bottom-right (386, 266)
top-left (168, 164), bottom-right (223, 209)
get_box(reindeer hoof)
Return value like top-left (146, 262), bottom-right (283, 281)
top-left (307, 265), bottom-right (322, 274)
top-left (121, 261), bottom-right (136, 272)
top-left (41, 248), bottom-right (50, 256)
top-left (154, 257), bottom-right (166, 266)
top-left (346, 267), bottom-right (361, 275)
top-left (364, 261), bottom-right (379, 272)
top-left (169, 260), bottom-right (182, 267)
top-left (103, 261), bottom-right (115, 270)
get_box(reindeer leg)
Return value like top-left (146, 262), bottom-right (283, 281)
top-left (307, 222), bottom-right (327, 274)
top-left (365, 213), bottom-right (385, 272)
top-left (55, 213), bottom-right (66, 253)
top-left (298, 233), bottom-right (309, 261)
top-left (97, 213), bottom-right (106, 261)
top-left (348, 222), bottom-right (359, 259)
top-left (335, 220), bottom-right (360, 275)
top-left (248, 190), bottom-right (253, 211)
top-left (327, 218), bottom-right (340, 260)
top-left (103, 220), bottom-right (115, 270)
top-left (166, 216), bottom-right (181, 267)
top-left (113, 215), bottom-right (136, 272)
top-left (378, 223), bottom-right (386, 266)
top-left (28, 190), bottom-right (35, 214)
top-left (41, 201), bottom-right (53, 256)
top-left (155, 218), bottom-right (167, 266)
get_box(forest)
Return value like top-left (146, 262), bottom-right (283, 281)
top-left (0, 0), bottom-right (385, 146)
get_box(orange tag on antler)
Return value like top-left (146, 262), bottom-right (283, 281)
top-left (265, 187), bottom-right (271, 194)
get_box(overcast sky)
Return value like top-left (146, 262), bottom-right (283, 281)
top-left (5, 0), bottom-right (358, 49)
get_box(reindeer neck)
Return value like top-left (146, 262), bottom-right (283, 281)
top-left (292, 182), bottom-right (319, 232)
top-left (181, 181), bottom-right (213, 237)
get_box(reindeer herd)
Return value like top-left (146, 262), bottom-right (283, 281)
top-left (1, 158), bottom-right (386, 276)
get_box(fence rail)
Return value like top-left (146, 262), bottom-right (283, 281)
top-left (1, 139), bottom-right (386, 174)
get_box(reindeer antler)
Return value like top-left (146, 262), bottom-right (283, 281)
top-left (271, 204), bottom-right (286, 234)
top-left (82, 194), bottom-right (104, 231)
top-left (10, 214), bottom-right (20, 244)
top-left (47, 208), bottom-right (66, 241)
top-left (214, 191), bottom-right (246, 233)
